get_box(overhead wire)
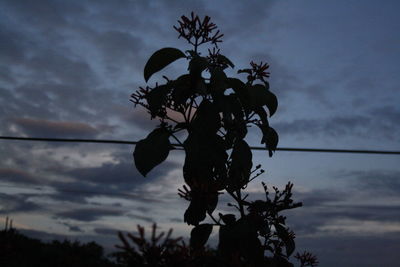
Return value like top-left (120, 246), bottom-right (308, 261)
top-left (1, 136), bottom-right (399, 155)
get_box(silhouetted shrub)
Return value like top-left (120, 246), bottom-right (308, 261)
top-left (129, 12), bottom-right (317, 267)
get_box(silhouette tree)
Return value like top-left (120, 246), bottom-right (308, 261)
top-left (0, 223), bottom-right (116, 267)
top-left (131, 12), bottom-right (317, 267)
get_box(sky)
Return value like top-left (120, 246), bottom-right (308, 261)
top-left (0, 0), bottom-right (399, 266)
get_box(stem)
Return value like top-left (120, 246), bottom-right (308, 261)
top-left (207, 211), bottom-right (221, 225)
top-left (236, 189), bottom-right (245, 217)
top-left (187, 96), bottom-right (195, 124)
top-left (194, 37), bottom-right (198, 54)
top-left (170, 133), bottom-right (183, 146)
top-left (227, 190), bottom-right (245, 217)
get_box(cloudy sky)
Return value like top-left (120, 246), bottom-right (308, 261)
top-left (0, 0), bottom-right (399, 266)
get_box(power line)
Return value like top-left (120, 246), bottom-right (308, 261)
top-left (1, 135), bottom-right (399, 155)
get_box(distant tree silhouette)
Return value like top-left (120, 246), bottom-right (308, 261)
top-left (0, 223), bottom-right (116, 267)
top-left (130, 12), bottom-right (317, 267)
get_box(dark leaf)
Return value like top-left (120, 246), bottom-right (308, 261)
top-left (275, 223), bottom-right (295, 257)
top-left (264, 127), bottom-right (279, 157)
top-left (184, 196), bottom-right (207, 225)
top-left (206, 191), bottom-right (219, 214)
top-left (226, 77), bottom-right (245, 91)
top-left (247, 84), bottom-right (278, 116)
top-left (226, 78), bottom-right (250, 110)
top-left (133, 128), bottom-right (171, 176)
top-left (190, 224), bottom-right (213, 250)
top-left (217, 54), bottom-right (234, 68)
top-left (183, 133), bottom-right (227, 187)
top-left (228, 139), bottom-right (252, 190)
top-left (145, 84), bottom-right (171, 117)
top-left (237, 68), bottom-right (252, 74)
top-left (189, 56), bottom-right (209, 75)
top-left (254, 107), bottom-right (269, 125)
top-left (210, 67), bottom-right (227, 95)
top-left (219, 214), bottom-right (236, 225)
top-left (192, 99), bottom-right (221, 134)
top-left (171, 74), bottom-right (193, 106)
top-left (144, 47), bottom-right (186, 82)
top-left (265, 90), bottom-right (278, 117)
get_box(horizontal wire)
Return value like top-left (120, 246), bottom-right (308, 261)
top-left (1, 136), bottom-right (399, 155)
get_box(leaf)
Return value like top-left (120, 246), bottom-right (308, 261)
top-left (184, 196), bottom-right (207, 226)
top-left (189, 56), bottom-right (209, 75)
top-left (183, 132), bottom-right (227, 187)
top-left (226, 78), bottom-right (250, 110)
top-left (265, 127), bottom-right (279, 157)
top-left (265, 90), bottom-right (278, 116)
top-left (237, 68), bottom-right (252, 74)
top-left (226, 77), bottom-right (245, 91)
top-left (145, 84), bottom-right (171, 118)
top-left (247, 84), bottom-right (278, 116)
top-left (275, 224), bottom-right (295, 257)
top-left (257, 125), bottom-right (279, 157)
top-left (190, 224), bottom-right (213, 250)
top-left (228, 139), bottom-right (252, 190)
top-left (192, 99), bottom-right (221, 134)
top-left (217, 54), bottom-right (234, 68)
top-left (144, 47), bottom-right (186, 82)
top-left (219, 213), bottom-right (236, 225)
top-left (254, 107), bottom-right (268, 125)
top-left (210, 67), bottom-right (227, 94)
top-left (133, 128), bottom-right (171, 176)
top-left (171, 74), bottom-right (193, 106)
top-left (206, 191), bottom-right (218, 214)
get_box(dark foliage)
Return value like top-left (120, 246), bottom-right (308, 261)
top-left (129, 12), bottom-right (317, 266)
top-left (0, 227), bottom-right (116, 267)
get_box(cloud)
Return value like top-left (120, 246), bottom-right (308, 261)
top-left (342, 169), bottom-right (400, 196)
top-left (11, 118), bottom-right (100, 138)
top-left (61, 222), bottom-right (84, 233)
top-left (274, 110), bottom-right (400, 143)
top-left (55, 208), bottom-right (127, 222)
top-left (0, 192), bottom-right (41, 214)
top-left (0, 168), bottom-right (39, 185)
top-left (93, 227), bottom-right (119, 236)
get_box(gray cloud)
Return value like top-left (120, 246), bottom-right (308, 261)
top-left (0, 192), bottom-right (41, 214)
top-left (342, 169), bottom-right (400, 196)
top-left (55, 208), bottom-right (127, 222)
top-left (11, 118), bottom-right (100, 138)
top-left (0, 168), bottom-right (39, 184)
top-left (274, 110), bottom-right (400, 142)
top-left (61, 222), bottom-right (84, 233)
top-left (93, 227), bottom-right (119, 236)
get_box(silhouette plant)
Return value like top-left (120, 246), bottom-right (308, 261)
top-left (131, 12), bottom-right (316, 266)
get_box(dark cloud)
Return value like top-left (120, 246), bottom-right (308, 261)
top-left (342, 169), bottom-right (400, 196)
top-left (55, 208), bottom-right (127, 222)
top-left (274, 110), bottom-right (400, 142)
top-left (0, 168), bottom-right (39, 184)
top-left (127, 213), bottom-right (154, 223)
top-left (61, 222), bottom-right (84, 233)
top-left (93, 227), bottom-right (118, 236)
top-left (0, 192), bottom-right (41, 214)
top-left (296, 233), bottom-right (400, 267)
top-left (11, 118), bottom-right (100, 138)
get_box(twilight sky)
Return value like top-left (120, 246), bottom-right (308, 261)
top-left (0, 0), bottom-right (399, 266)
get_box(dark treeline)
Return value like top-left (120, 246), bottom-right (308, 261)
top-left (0, 228), bottom-right (117, 267)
